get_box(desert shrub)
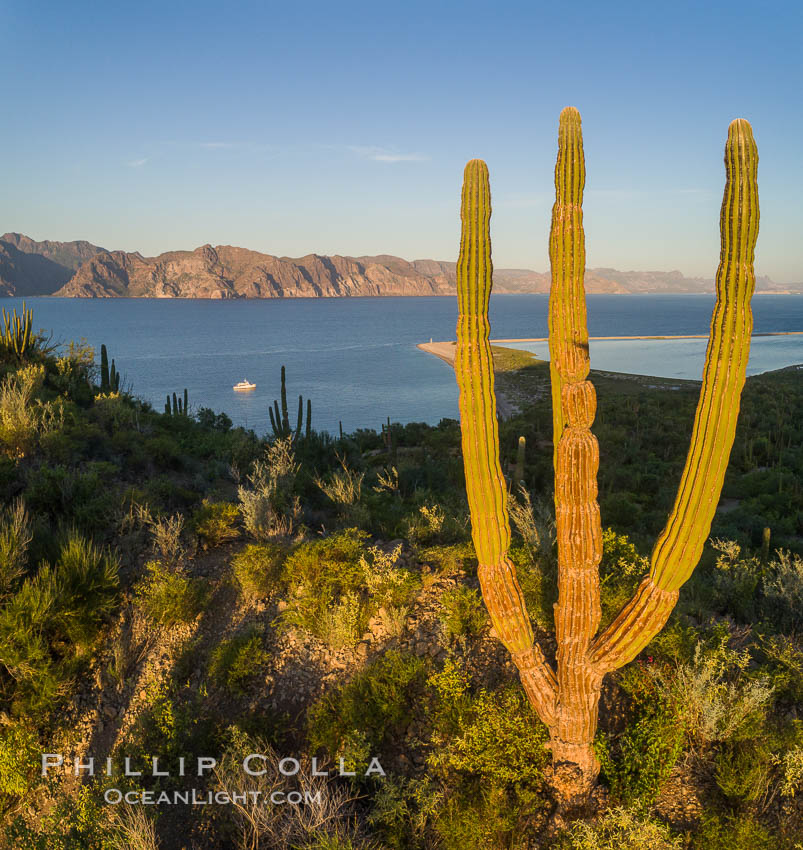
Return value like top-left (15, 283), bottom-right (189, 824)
top-left (315, 455), bottom-right (364, 506)
top-left (209, 627), bottom-right (268, 695)
top-left (714, 740), bottom-right (774, 805)
top-left (692, 812), bottom-right (780, 850)
top-left (359, 543), bottom-right (418, 609)
top-left (430, 784), bottom-right (533, 850)
top-left (0, 534), bottom-right (118, 715)
top-left (316, 591), bottom-right (365, 650)
top-left (0, 499), bottom-right (32, 598)
top-left (280, 529), bottom-right (366, 618)
top-left (368, 775), bottom-right (442, 849)
top-left (3, 781), bottom-right (145, 850)
top-left (556, 806), bottom-right (682, 849)
top-left (135, 560), bottom-right (207, 627)
top-left (779, 743), bottom-right (803, 798)
top-left (24, 461), bottom-right (118, 536)
top-left (597, 662), bottom-right (684, 805)
top-left (123, 679), bottom-right (216, 782)
top-left (238, 436), bottom-right (301, 540)
top-left (231, 543), bottom-right (285, 601)
top-left (405, 503), bottom-right (445, 544)
top-left (280, 529), bottom-right (413, 648)
top-left (650, 637), bottom-right (774, 748)
top-left (0, 365), bottom-right (61, 460)
top-left (214, 727), bottom-right (364, 850)
top-left (709, 538), bottom-right (763, 621)
top-left (509, 543), bottom-right (556, 632)
top-left (307, 650), bottom-right (426, 768)
top-left (757, 634), bottom-right (803, 705)
top-left (763, 549), bottom-right (803, 631)
top-left (192, 499), bottom-right (239, 547)
top-left (598, 528), bottom-right (649, 626)
top-left (376, 604), bottom-right (410, 638)
top-left (414, 541), bottom-right (475, 575)
top-left (145, 511), bottom-right (185, 564)
top-left (508, 485), bottom-right (556, 564)
top-left (427, 658), bottom-right (549, 790)
top-left (438, 586), bottom-right (487, 641)
top-left (421, 659), bottom-right (550, 849)
top-left (0, 724), bottom-right (40, 798)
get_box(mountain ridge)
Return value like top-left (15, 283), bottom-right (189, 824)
top-left (0, 234), bottom-right (799, 297)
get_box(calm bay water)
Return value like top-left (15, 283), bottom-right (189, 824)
top-left (3, 295), bottom-right (802, 436)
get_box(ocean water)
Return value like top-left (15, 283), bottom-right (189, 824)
top-left (2, 294), bottom-right (801, 436)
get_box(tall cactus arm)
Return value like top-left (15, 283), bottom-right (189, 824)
top-left (295, 394), bottom-right (304, 441)
top-left (590, 119), bottom-right (759, 672)
top-left (455, 159), bottom-right (558, 725)
top-left (548, 107), bottom-right (588, 469)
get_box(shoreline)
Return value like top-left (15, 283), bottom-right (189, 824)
top-left (417, 331), bottom-right (803, 366)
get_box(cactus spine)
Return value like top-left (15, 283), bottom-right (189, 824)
top-left (454, 159), bottom-right (557, 726)
top-left (454, 114), bottom-right (759, 806)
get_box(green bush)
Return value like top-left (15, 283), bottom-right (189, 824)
top-left (192, 499), bottom-right (240, 547)
top-left (597, 663), bottom-right (684, 805)
top-left (0, 534), bottom-right (118, 716)
top-left (0, 724), bottom-right (40, 798)
top-left (598, 528), bottom-right (649, 627)
top-left (307, 650), bottom-right (426, 767)
top-left (0, 499), bottom-right (31, 598)
top-left (427, 658), bottom-right (549, 790)
top-left (692, 813), bottom-right (780, 850)
top-left (4, 782), bottom-right (125, 849)
top-left (209, 627), bottom-right (268, 695)
top-left (438, 585), bottom-right (487, 641)
top-left (714, 740), bottom-right (773, 804)
top-left (556, 806), bottom-right (682, 849)
top-left (231, 543), bottom-right (285, 601)
top-left (135, 560), bottom-right (207, 627)
top-left (280, 529), bottom-right (417, 648)
top-left (509, 543), bottom-right (556, 632)
top-left (414, 541), bottom-right (475, 576)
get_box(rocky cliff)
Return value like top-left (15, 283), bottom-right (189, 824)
top-left (0, 233), bottom-right (798, 297)
top-left (0, 233), bottom-right (105, 296)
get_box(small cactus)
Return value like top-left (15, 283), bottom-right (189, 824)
top-left (99, 344), bottom-right (121, 393)
top-left (166, 389), bottom-right (189, 416)
top-left (269, 365), bottom-right (311, 440)
top-left (1, 302), bottom-right (34, 361)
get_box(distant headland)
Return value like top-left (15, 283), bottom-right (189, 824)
top-left (1, 232), bottom-right (801, 298)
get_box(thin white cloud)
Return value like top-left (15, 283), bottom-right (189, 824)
top-left (349, 146), bottom-right (429, 163)
top-left (126, 157), bottom-right (149, 168)
top-left (200, 142), bottom-right (237, 149)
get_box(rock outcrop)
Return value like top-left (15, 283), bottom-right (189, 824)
top-left (0, 233), bottom-right (105, 296)
top-left (0, 233), bottom-right (797, 297)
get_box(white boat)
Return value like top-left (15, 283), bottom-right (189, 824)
top-left (233, 380), bottom-right (256, 391)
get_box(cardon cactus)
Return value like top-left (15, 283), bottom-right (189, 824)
top-left (453, 111), bottom-right (759, 807)
top-left (1, 303), bottom-right (34, 360)
top-left (269, 365), bottom-right (311, 441)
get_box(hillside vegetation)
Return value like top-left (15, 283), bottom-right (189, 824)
top-left (0, 310), bottom-right (801, 848)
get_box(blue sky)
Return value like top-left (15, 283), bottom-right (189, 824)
top-left (2, 0), bottom-right (801, 281)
